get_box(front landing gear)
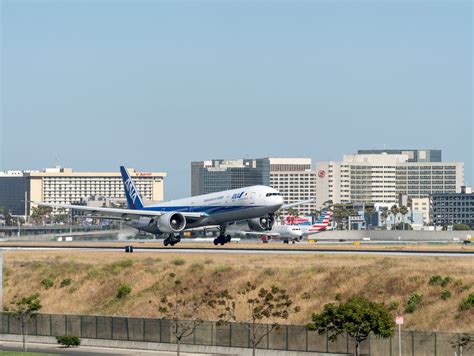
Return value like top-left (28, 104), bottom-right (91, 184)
top-left (213, 225), bottom-right (231, 246)
top-left (163, 234), bottom-right (181, 246)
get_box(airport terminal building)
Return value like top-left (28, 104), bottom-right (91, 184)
top-left (0, 167), bottom-right (166, 216)
top-left (191, 158), bottom-right (317, 215)
top-left (315, 150), bottom-right (464, 209)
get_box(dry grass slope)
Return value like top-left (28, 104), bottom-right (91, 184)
top-left (3, 251), bottom-right (474, 332)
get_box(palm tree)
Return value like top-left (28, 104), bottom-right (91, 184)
top-left (399, 205), bottom-right (409, 230)
top-left (390, 205), bottom-right (399, 230)
top-left (365, 207), bottom-right (375, 230)
top-left (380, 207), bottom-right (389, 229)
top-left (333, 205), bottom-right (347, 230)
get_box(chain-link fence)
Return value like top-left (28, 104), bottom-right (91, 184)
top-left (0, 313), bottom-right (472, 355)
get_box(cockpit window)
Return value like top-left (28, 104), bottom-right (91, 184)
top-left (266, 192), bottom-right (283, 197)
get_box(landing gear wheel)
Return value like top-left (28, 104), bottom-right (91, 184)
top-left (226, 235), bottom-right (231, 243)
top-left (213, 238), bottom-right (219, 246)
top-left (164, 238), bottom-right (169, 247)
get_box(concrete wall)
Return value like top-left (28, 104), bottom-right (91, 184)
top-left (315, 230), bottom-right (472, 241)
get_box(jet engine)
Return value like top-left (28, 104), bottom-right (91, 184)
top-left (152, 212), bottom-right (186, 233)
top-left (247, 217), bottom-right (270, 232)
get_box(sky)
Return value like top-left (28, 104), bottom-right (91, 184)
top-left (1, 0), bottom-right (472, 199)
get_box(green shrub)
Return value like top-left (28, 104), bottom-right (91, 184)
top-left (40, 278), bottom-right (54, 289)
top-left (405, 293), bottom-right (423, 314)
top-left (441, 277), bottom-right (451, 287)
top-left (301, 292), bottom-right (311, 300)
top-left (60, 278), bottom-right (72, 288)
top-left (172, 258), bottom-right (186, 266)
top-left (405, 303), bottom-right (417, 314)
top-left (116, 283), bottom-right (132, 299)
top-left (458, 293), bottom-right (474, 312)
top-left (56, 335), bottom-right (80, 347)
top-left (461, 284), bottom-right (471, 292)
top-left (429, 275), bottom-right (442, 285)
top-left (453, 224), bottom-right (470, 231)
top-left (335, 293), bottom-right (342, 301)
top-left (441, 289), bottom-right (452, 300)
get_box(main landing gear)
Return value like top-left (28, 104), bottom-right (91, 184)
top-left (163, 234), bottom-right (181, 247)
top-left (214, 225), bottom-right (231, 246)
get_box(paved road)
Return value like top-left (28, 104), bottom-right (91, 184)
top-left (1, 245), bottom-right (473, 257)
top-left (0, 340), bottom-right (205, 355)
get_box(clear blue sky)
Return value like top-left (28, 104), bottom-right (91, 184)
top-left (1, 1), bottom-right (472, 199)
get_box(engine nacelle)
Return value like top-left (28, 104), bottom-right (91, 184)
top-left (153, 213), bottom-right (186, 233)
top-left (247, 217), bottom-right (269, 232)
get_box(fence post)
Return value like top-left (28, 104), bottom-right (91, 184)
top-left (390, 334), bottom-right (392, 356)
top-left (142, 318), bottom-right (145, 342)
top-left (267, 324), bottom-right (270, 350)
top-left (412, 330), bottom-right (415, 356)
top-left (326, 331), bottom-right (329, 352)
top-left (95, 315), bottom-right (98, 339)
top-left (211, 321), bottom-right (214, 346)
top-left (434, 332), bottom-right (437, 356)
top-left (159, 318), bottom-right (163, 343)
top-left (346, 332), bottom-right (349, 353)
top-left (126, 317), bottom-right (129, 341)
top-left (49, 314), bottom-right (52, 336)
top-left (306, 326), bottom-right (309, 351)
top-left (369, 332), bottom-right (371, 355)
top-left (285, 324), bottom-right (288, 351)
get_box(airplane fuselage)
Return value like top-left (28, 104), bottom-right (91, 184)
top-left (127, 185), bottom-right (284, 234)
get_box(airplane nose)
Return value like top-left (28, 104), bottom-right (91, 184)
top-left (277, 195), bottom-right (284, 205)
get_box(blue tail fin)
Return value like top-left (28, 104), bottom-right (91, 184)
top-left (120, 166), bottom-right (145, 210)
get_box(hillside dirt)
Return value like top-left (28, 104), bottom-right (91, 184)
top-left (2, 250), bottom-right (474, 332)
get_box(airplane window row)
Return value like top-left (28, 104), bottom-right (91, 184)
top-left (266, 193), bottom-right (283, 197)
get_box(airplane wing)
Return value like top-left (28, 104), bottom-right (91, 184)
top-left (302, 229), bottom-right (326, 237)
top-left (34, 202), bottom-right (206, 220)
top-left (280, 199), bottom-right (314, 210)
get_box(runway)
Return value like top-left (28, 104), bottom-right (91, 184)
top-left (1, 244), bottom-right (473, 257)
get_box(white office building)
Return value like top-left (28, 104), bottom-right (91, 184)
top-left (0, 167), bottom-right (166, 215)
top-left (316, 152), bottom-right (464, 209)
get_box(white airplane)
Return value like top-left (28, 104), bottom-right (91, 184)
top-left (228, 223), bottom-right (304, 242)
top-left (37, 166), bottom-right (312, 246)
top-left (229, 208), bottom-right (333, 243)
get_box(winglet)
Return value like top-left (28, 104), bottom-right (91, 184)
top-left (120, 166), bottom-right (145, 210)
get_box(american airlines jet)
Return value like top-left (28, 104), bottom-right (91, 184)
top-left (227, 208), bottom-right (333, 243)
top-left (37, 166), bottom-right (312, 246)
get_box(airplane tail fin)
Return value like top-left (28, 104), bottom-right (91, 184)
top-left (120, 166), bottom-right (145, 210)
top-left (311, 208), bottom-right (332, 229)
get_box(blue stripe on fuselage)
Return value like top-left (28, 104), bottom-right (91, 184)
top-left (142, 205), bottom-right (260, 215)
